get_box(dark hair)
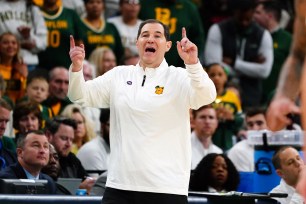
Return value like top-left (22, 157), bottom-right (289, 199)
top-left (45, 117), bottom-right (77, 135)
top-left (27, 69), bottom-right (49, 86)
top-left (192, 104), bottom-right (214, 119)
top-left (272, 146), bottom-right (294, 170)
top-left (189, 153), bottom-right (240, 192)
top-left (245, 106), bottom-right (266, 119)
top-left (83, 0), bottom-right (105, 4)
top-left (229, 0), bottom-right (256, 11)
top-left (13, 101), bottom-right (42, 130)
top-left (260, 0), bottom-right (282, 22)
top-left (137, 19), bottom-right (171, 41)
top-left (0, 98), bottom-right (12, 111)
top-left (17, 130), bottom-right (46, 148)
top-left (99, 109), bottom-right (110, 124)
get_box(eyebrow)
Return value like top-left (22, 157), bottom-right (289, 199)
top-left (141, 30), bottom-right (163, 35)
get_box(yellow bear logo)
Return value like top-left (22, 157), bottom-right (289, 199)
top-left (155, 86), bottom-right (164, 95)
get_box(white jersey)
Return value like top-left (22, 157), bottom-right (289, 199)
top-left (68, 59), bottom-right (216, 195)
top-left (108, 16), bottom-right (142, 55)
top-left (0, 0), bottom-right (47, 65)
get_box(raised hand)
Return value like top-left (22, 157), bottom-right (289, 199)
top-left (176, 27), bottom-right (198, 65)
top-left (69, 35), bottom-right (85, 72)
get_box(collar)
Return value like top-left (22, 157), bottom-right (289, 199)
top-left (23, 167), bottom-right (40, 180)
top-left (136, 59), bottom-right (168, 78)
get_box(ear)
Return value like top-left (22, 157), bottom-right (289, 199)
top-left (165, 41), bottom-right (172, 52)
top-left (45, 130), bottom-right (52, 142)
top-left (16, 148), bottom-right (23, 158)
top-left (276, 169), bottom-right (283, 178)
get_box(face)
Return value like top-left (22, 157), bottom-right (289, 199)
top-left (100, 50), bottom-right (117, 75)
top-left (41, 144), bottom-right (60, 180)
top-left (83, 63), bottom-right (93, 81)
top-left (85, 0), bottom-right (104, 18)
top-left (277, 147), bottom-right (304, 187)
top-left (121, 0), bottom-right (141, 20)
top-left (17, 133), bottom-right (49, 169)
top-left (246, 113), bottom-right (267, 130)
top-left (26, 79), bottom-right (49, 103)
top-left (234, 9), bottom-right (255, 30)
top-left (253, 4), bottom-right (268, 28)
top-left (207, 64), bottom-right (228, 91)
top-left (72, 112), bottom-right (86, 141)
top-left (101, 119), bottom-right (110, 144)
top-left (0, 33), bottom-right (18, 59)
top-left (136, 23), bottom-right (171, 68)
top-left (49, 68), bottom-right (69, 100)
top-left (0, 107), bottom-right (10, 137)
top-left (211, 156), bottom-right (228, 189)
top-left (49, 124), bottom-right (74, 157)
top-left (194, 107), bottom-right (218, 138)
top-left (18, 113), bottom-right (40, 134)
top-left (43, 0), bottom-right (58, 6)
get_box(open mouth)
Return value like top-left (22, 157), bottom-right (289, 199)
top-left (145, 47), bottom-right (156, 53)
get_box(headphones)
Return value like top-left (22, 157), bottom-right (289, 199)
top-left (255, 157), bottom-right (272, 175)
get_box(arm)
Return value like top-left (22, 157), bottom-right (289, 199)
top-left (234, 30), bottom-right (273, 78)
top-left (204, 24), bottom-right (223, 65)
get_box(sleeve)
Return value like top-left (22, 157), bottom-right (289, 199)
top-left (204, 24), bottom-right (223, 65)
top-left (185, 61), bottom-right (217, 109)
top-left (234, 30), bottom-right (274, 79)
top-left (67, 65), bottom-right (112, 108)
top-left (29, 5), bottom-right (47, 53)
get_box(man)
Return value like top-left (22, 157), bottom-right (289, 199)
top-left (191, 105), bottom-right (222, 170)
top-left (205, 0), bottom-right (273, 109)
top-left (68, 19), bottom-right (216, 203)
top-left (77, 108), bottom-right (110, 176)
top-left (228, 107), bottom-right (268, 171)
top-left (45, 117), bottom-right (95, 193)
top-left (0, 99), bottom-right (16, 169)
top-left (43, 67), bottom-right (72, 116)
top-left (253, 0), bottom-right (292, 104)
top-left (0, 130), bottom-right (56, 194)
top-left (270, 146), bottom-right (304, 204)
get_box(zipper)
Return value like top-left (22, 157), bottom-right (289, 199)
top-left (141, 75), bottom-right (146, 86)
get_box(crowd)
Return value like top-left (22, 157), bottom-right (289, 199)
top-left (0, 0), bottom-right (304, 203)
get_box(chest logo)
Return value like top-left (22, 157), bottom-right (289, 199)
top-left (155, 86), bottom-right (164, 95)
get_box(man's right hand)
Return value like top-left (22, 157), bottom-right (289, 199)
top-left (69, 35), bottom-right (85, 72)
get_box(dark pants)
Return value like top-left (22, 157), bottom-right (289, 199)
top-left (101, 187), bottom-right (188, 204)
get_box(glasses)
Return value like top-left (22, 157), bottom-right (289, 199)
top-left (123, 0), bottom-right (140, 5)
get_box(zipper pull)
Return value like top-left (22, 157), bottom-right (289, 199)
top-left (141, 75), bottom-right (146, 86)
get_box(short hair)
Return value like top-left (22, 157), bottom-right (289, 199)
top-left (48, 66), bottom-right (67, 82)
top-left (99, 108), bottom-right (110, 124)
top-left (260, 0), bottom-right (282, 22)
top-left (272, 146), bottom-right (294, 170)
top-left (13, 101), bottom-right (42, 130)
top-left (45, 117), bottom-right (77, 135)
top-left (245, 106), bottom-right (266, 119)
top-left (137, 19), bottom-right (171, 41)
top-left (229, 0), bottom-right (256, 11)
top-left (26, 69), bottom-right (49, 87)
top-left (0, 98), bottom-right (12, 111)
top-left (192, 104), bottom-right (214, 118)
top-left (83, 0), bottom-right (105, 4)
top-left (17, 130), bottom-right (46, 148)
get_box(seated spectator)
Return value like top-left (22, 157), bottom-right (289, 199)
top-left (41, 144), bottom-right (71, 195)
top-left (207, 63), bottom-right (244, 151)
top-left (0, 130), bottom-right (56, 194)
top-left (60, 104), bottom-right (96, 154)
top-left (227, 107), bottom-right (268, 172)
top-left (13, 101), bottom-right (42, 144)
top-left (0, 98), bottom-right (17, 169)
top-left (77, 109), bottom-right (110, 177)
top-left (191, 105), bottom-right (222, 170)
top-left (270, 146), bottom-right (304, 204)
top-left (0, 32), bottom-right (27, 103)
top-left (189, 153), bottom-right (240, 192)
top-left (45, 117), bottom-right (96, 194)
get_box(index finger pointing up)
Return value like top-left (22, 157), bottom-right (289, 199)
top-left (182, 27), bottom-right (187, 39)
top-left (70, 35), bottom-right (75, 49)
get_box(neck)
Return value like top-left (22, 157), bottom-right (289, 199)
top-left (216, 86), bottom-right (224, 96)
top-left (74, 138), bottom-right (83, 148)
top-left (267, 20), bottom-right (279, 32)
top-left (19, 159), bottom-right (40, 177)
top-left (122, 16), bottom-right (137, 26)
top-left (43, 3), bottom-right (59, 12)
top-left (1, 57), bottom-right (13, 66)
top-left (196, 133), bottom-right (212, 149)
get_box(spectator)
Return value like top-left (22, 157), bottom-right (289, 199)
top-left (0, 98), bottom-right (17, 169)
top-left (38, 0), bottom-right (84, 70)
top-left (0, 130), bottom-right (56, 194)
top-left (88, 47), bottom-right (117, 77)
top-left (45, 117), bottom-right (96, 194)
top-left (60, 104), bottom-right (96, 155)
top-left (206, 63), bottom-right (244, 151)
top-left (120, 47), bottom-right (140, 65)
top-left (80, 0), bottom-right (124, 64)
top-left (108, 0), bottom-right (142, 56)
top-left (42, 67), bottom-right (72, 116)
top-left (0, 0), bottom-right (47, 70)
top-left (253, 0), bottom-right (292, 104)
top-left (270, 146), bottom-right (304, 204)
top-left (191, 105), bottom-right (222, 170)
top-left (0, 32), bottom-right (27, 103)
top-left (138, 0), bottom-right (205, 68)
top-left (205, 0), bottom-right (273, 109)
top-left (189, 153), bottom-right (240, 192)
top-left (62, 0), bottom-right (85, 16)
top-left (227, 107), bottom-right (268, 171)
top-left (83, 60), bottom-right (95, 81)
top-left (77, 108), bottom-right (110, 177)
